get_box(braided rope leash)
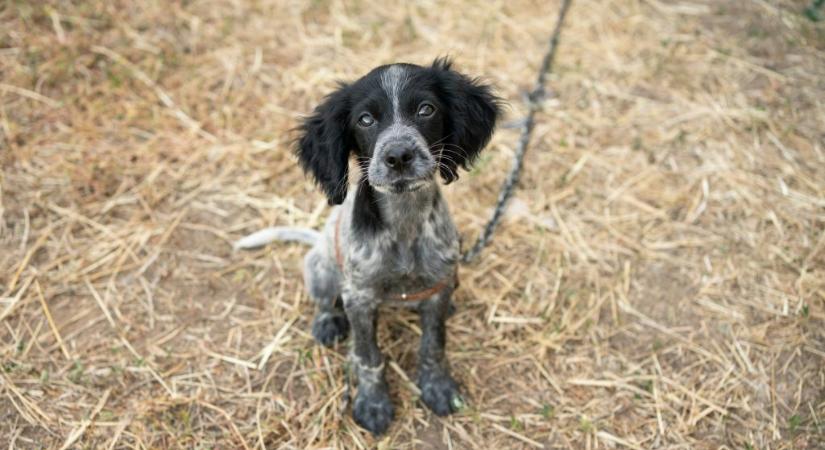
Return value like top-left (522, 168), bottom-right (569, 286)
top-left (462, 0), bottom-right (573, 264)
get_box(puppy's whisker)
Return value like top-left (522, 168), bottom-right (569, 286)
top-left (436, 152), bottom-right (460, 164)
top-left (435, 152), bottom-right (461, 169)
top-left (435, 146), bottom-right (471, 165)
top-left (436, 163), bottom-right (458, 181)
top-left (438, 145), bottom-right (470, 158)
top-left (428, 134), bottom-right (454, 148)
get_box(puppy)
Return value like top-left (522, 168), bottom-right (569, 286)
top-left (239, 58), bottom-right (500, 435)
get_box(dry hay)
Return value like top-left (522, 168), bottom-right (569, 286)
top-left (1, 0), bottom-right (824, 448)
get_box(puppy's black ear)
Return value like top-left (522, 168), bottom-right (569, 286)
top-left (297, 84), bottom-right (353, 205)
top-left (431, 57), bottom-right (502, 183)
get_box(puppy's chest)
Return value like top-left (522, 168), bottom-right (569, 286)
top-left (350, 220), bottom-right (458, 289)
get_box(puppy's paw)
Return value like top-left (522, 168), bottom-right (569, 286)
top-left (353, 385), bottom-right (394, 435)
top-left (312, 312), bottom-right (349, 347)
top-left (418, 370), bottom-right (463, 416)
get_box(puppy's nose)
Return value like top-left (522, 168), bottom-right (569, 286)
top-left (383, 147), bottom-right (415, 170)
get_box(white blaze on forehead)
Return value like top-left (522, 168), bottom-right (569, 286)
top-left (370, 64), bottom-right (431, 180)
top-left (380, 65), bottom-right (408, 121)
top-left (374, 65), bottom-right (422, 158)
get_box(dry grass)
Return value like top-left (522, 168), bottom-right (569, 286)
top-left (2, 0), bottom-right (824, 448)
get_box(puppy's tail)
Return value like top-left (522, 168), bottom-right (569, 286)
top-left (233, 227), bottom-right (320, 251)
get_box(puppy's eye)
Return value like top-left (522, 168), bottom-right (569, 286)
top-left (358, 113), bottom-right (375, 127)
top-left (417, 103), bottom-right (435, 117)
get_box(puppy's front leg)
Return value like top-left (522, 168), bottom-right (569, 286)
top-left (417, 288), bottom-right (462, 416)
top-left (344, 295), bottom-right (394, 435)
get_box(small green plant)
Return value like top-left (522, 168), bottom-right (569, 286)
top-left (635, 379), bottom-right (653, 400)
top-left (788, 414), bottom-right (802, 433)
top-left (468, 153), bottom-right (494, 177)
top-left (451, 394), bottom-right (465, 411)
top-left (509, 415), bottom-right (524, 431)
top-left (805, 0), bottom-right (825, 21)
top-left (652, 339), bottom-right (664, 351)
top-left (579, 416), bottom-right (593, 433)
top-left (68, 361), bottom-right (85, 384)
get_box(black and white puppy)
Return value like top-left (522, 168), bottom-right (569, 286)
top-left (237, 58), bottom-right (499, 435)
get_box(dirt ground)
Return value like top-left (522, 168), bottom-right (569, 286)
top-left (1, 0), bottom-right (824, 448)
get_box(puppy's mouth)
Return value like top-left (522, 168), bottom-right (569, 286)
top-left (373, 179), bottom-right (429, 194)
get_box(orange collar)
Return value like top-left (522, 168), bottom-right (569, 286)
top-left (334, 214), bottom-right (457, 302)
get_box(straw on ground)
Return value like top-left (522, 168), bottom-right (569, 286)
top-left (1, 0), bottom-right (824, 448)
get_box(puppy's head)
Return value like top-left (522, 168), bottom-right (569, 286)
top-left (297, 58), bottom-right (501, 205)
